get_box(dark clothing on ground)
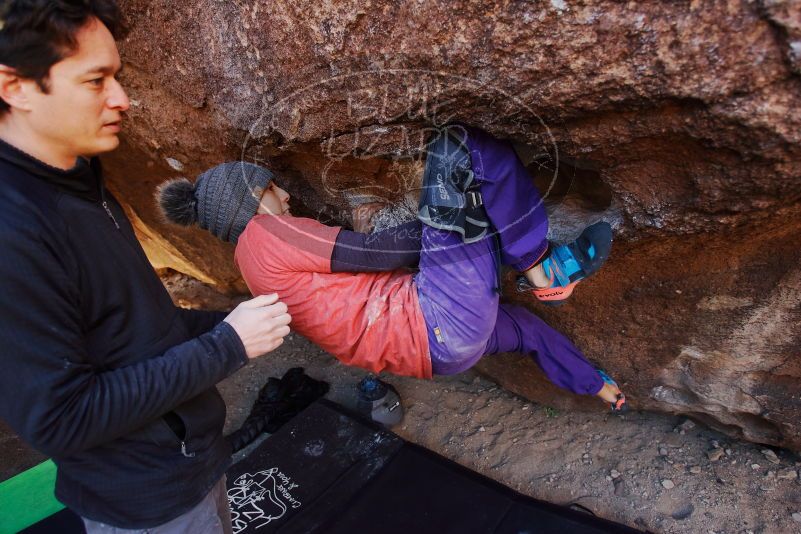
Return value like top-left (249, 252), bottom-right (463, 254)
top-left (0, 139), bottom-right (247, 528)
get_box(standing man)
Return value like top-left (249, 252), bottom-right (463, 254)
top-left (0, 1), bottom-right (291, 532)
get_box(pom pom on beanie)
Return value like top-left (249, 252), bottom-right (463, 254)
top-left (157, 177), bottom-right (198, 226)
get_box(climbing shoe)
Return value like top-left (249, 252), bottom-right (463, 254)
top-left (516, 221), bottom-right (613, 305)
top-left (597, 369), bottom-right (629, 413)
top-left (418, 126), bottom-right (491, 243)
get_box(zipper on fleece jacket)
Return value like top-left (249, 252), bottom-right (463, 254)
top-left (164, 411), bottom-right (196, 458)
top-left (99, 187), bottom-right (120, 230)
top-left (180, 441), bottom-right (196, 458)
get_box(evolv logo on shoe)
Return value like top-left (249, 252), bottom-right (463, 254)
top-left (436, 172), bottom-right (450, 201)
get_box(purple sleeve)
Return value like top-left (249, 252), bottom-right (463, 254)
top-left (331, 220), bottom-right (422, 272)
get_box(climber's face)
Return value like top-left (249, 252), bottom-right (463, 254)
top-left (257, 182), bottom-right (291, 216)
top-left (0, 17), bottom-right (129, 169)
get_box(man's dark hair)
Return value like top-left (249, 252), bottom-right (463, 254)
top-left (0, 0), bottom-right (123, 114)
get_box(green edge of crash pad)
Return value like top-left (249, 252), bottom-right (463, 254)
top-left (0, 460), bottom-right (65, 534)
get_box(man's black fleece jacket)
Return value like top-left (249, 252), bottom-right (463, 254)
top-left (0, 139), bottom-right (248, 528)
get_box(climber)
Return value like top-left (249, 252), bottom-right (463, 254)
top-left (157, 125), bottom-right (628, 412)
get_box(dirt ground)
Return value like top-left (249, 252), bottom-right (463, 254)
top-left (219, 331), bottom-right (801, 534)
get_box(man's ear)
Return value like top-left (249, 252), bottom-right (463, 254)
top-left (0, 65), bottom-right (32, 112)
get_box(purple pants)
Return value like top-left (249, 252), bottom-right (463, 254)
top-left (415, 127), bottom-right (604, 396)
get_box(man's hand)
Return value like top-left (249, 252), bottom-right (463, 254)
top-left (223, 294), bottom-right (291, 359)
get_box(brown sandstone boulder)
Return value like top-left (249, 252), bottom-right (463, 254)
top-left (106, 0), bottom-right (801, 450)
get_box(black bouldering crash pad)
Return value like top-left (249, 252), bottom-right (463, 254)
top-left (224, 399), bottom-right (643, 534)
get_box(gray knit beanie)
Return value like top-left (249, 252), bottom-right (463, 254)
top-left (157, 162), bottom-right (274, 243)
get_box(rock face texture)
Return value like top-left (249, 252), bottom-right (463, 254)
top-left (108, 1), bottom-right (801, 450)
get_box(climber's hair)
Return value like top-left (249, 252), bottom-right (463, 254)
top-left (0, 0), bottom-right (124, 115)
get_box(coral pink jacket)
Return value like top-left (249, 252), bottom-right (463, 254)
top-left (235, 214), bottom-right (432, 379)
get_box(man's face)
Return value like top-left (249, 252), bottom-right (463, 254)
top-left (24, 17), bottom-right (129, 163)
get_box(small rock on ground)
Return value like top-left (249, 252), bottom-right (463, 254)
top-left (761, 449), bottom-right (780, 464)
top-left (672, 503), bottom-right (695, 520)
top-left (678, 419), bottom-right (696, 431)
